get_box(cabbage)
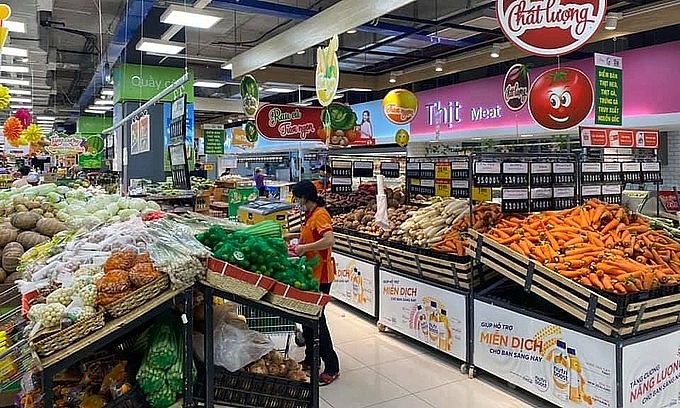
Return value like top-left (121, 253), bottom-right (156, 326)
top-left (56, 210), bottom-right (70, 222)
top-left (117, 198), bottom-right (130, 210)
top-left (93, 210), bottom-right (110, 222)
top-left (128, 198), bottom-right (147, 211)
top-left (46, 192), bottom-right (63, 203)
top-left (109, 215), bottom-right (121, 224)
top-left (57, 186), bottom-right (70, 195)
top-left (118, 209), bottom-right (140, 220)
top-left (146, 200), bottom-right (161, 211)
top-left (106, 203), bottom-right (119, 217)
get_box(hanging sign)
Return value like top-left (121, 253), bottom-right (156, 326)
top-left (528, 68), bottom-right (594, 131)
top-left (579, 127), bottom-right (659, 149)
top-left (168, 95), bottom-right (191, 189)
top-left (382, 89), bottom-right (419, 125)
top-left (503, 64), bottom-right (530, 112)
top-left (395, 129), bottom-right (409, 147)
top-left (240, 75), bottom-right (259, 119)
top-left (315, 35), bottom-right (339, 107)
top-left (0, 5), bottom-right (11, 50)
top-left (594, 53), bottom-right (623, 126)
top-left (255, 104), bottom-right (324, 141)
top-left (231, 128), bottom-right (255, 149)
top-left (45, 135), bottom-right (87, 156)
top-left (496, 0), bottom-right (606, 57)
top-left (203, 124), bottom-right (225, 155)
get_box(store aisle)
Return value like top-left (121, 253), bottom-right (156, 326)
top-left (315, 302), bottom-right (546, 408)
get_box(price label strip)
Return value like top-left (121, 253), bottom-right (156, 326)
top-left (530, 162), bottom-right (553, 186)
top-left (622, 162), bottom-right (642, 184)
top-left (380, 162), bottom-right (400, 178)
top-left (451, 161), bottom-right (470, 180)
top-left (474, 161), bottom-right (502, 187)
top-left (406, 162), bottom-right (420, 178)
top-left (553, 162), bottom-right (576, 184)
top-left (581, 162), bottom-right (603, 183)
top-left (420, 162), bottom-right (436, 179)
top-left (501, 188), bottom-right (529, 213)
top-left (642, 162), bottom-right (662, 183)
top-left (602, 162), bottom-right (623, 184)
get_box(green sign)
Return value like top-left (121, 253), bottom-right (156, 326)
top-left (113, 64), bottom-right (194, 103)
top-left (76, 117), bottom-right (111, 169)
top-left (594, 53), bottom-right (622, 126)
top-left (203, 127), bottom-right (225, 155)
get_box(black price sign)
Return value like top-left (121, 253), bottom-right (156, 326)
top-left (380, 162), bottom-right (400, 178)
top-left (530, 163), bottom-right (552, 186)
top-left (474, 161), bottom-right (502, 187)
top-left (501, 188), bottom-right (529, 213)
top-left (622, 162), bottom-right (642, 184)
top-left (406, 162), bottom-right (420, 178)
top-left (331, 161), bottom-right (352, 178)
top-left (353, 161), bottom-right (374, 178)
top-left (581, 163), bottom-right (603, 183)
top-left (501, 162), bottom-right (529, 186)
top-left (552, 162), bottom-right (576, 184)
top-left (168, 96), bottom-right (190, 190)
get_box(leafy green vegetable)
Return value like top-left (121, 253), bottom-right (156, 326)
top-left (323, 103), bottom-right (357, 131)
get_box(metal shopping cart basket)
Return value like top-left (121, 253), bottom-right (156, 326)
top-left (236, 305), bottom-right (299, 356)
top-left (0, 285), bottom-right (35, 391)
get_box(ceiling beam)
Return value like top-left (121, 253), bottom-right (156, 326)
top-left (224, 0), bottom-right (417, 77)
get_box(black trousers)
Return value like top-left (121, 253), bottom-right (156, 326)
top-left (303, 283), bottom-right (340, 374)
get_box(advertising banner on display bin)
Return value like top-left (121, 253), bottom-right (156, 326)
top-left (579, 127), bottom-right (659, 149)
top-left (379, 269), bottom-right (467, 361)
top-left (623, 328), bottom-right (680, 408)
top-left (473, 301), bottom-right (617, 407)
top-left (330, 252), bottom-right (376, 317)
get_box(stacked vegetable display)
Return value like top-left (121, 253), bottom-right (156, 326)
top-left (96, 250), bottom-right (163, 307)
top-left (197, 222), bottom-right (320, 292)
top-left (486, 199), bottom-right (680, 294)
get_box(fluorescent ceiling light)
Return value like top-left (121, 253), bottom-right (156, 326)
top-left (9, 89), bottom-right (31, 95)
top-left (0, 66), bottom-right (29, 73)
top-left (160, 5), bottom-right (223, 29)
top-left (389, 72), bottom-right (397, 84)
top-left (434, 60), bottom-right (444, 72)
top-left (136, 38), bottom-right (185, 55)
top-left (259, 66), bottom-right (267, 70)
top-left (346, 29), bottom-right (357, 34)
top-left (265, 87), bottom-right (294, 93)
top-left (84, 109), bottom-right (110, 114)
top-left (296, 50), bottom-right (305, 55)
top-left (89, 105), bottom-right (113, 111)
top-left (1, 47), bottom-right (28, 57)
top-left (346, 88), bottom-right (372, 92)
top-left (293, 101), bottom-right (312, 106)
top-left (5, 20), bottom-right (26, 33)
top-left (194, 80), bottom-right (225, 88)
top-left (333, 94), bottom-right (344, 100)
top-left (0, 78), bottom-right (29, 86)
top-left (101, 89), bottom-right (114, 96)
top-left (36, 116), bottom-right (56, 121)
top-left (605, 12), bottom-right (623, 30)
top-left (227, 119), bottom-right (233, 123)
top-left (11, 97), bottom-right (31, 103)
top-left (94, 99), bottom-right (115, 105)
top-left (221, 62), bottom-right (233, 70)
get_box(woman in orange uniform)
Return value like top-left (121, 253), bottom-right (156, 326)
top-left (290, 180), bottom-right (340, 385)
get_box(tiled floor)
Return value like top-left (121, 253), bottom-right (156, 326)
top-left (310, 301), bottom-right (547, 408)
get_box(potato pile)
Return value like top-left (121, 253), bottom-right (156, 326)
top-left (325, 186), bottom-right (406, 216)
top-left (246, 350), bottom-right (308, 382)
top-left (333, 204), bottom-right (418, 239)
top-left (0, 198), bottom-right (68, 283)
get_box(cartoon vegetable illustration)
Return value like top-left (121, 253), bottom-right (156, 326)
top-left (528, 67), bottom-right (593, 131)
top-left (315, 35), bottom-right (339, 107)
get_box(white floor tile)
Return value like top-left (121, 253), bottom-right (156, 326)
top-left (336, 348), bottom-right (367, 373)
top-left (336, 336), bottom-right (420, 367)
top-left (320, 366), bottom-right (409, 408)
top-left (372, 353), bottom-right (467, 393)
top-left (415, 379), bottom-right (536, 408)
top-left (365, 394), bottom-right (434, 408)
top-left (320, 397), bottom-right (334, 408)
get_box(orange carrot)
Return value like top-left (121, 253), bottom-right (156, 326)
top-left (601, 218), bottom-right (619, 234)
top-left (589, 272), bottom-right (604, 290)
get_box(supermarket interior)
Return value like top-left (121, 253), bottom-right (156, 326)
top-left (1, 0), bottom-right (680, 407)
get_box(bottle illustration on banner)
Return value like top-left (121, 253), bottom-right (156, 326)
top-left (428, 301), bottom-right (439, 346)
top-left (567, 347), bottom-right (581, 403)
top-left (352, 270), bottom-right (364, 304)
top-left (438, 308), bottom-right (451, 351)
top-left (344, 266), bottom-right (355, 300)
top-left (552, 341), bottom-right (569, 401)
top-left (420, 303), bottom-right (429, 340)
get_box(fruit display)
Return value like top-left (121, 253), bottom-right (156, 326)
top-left (486, 199), bottom-right (680, 294)
top-left (197, 225), bottom-right (320, 292)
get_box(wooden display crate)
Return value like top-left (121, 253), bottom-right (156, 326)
top-left (377, 243), bottom-right (492, 291)
top-left (468, 230), bottom-right (680, 337)
top-left (333, 232), bottom-right (380, 263)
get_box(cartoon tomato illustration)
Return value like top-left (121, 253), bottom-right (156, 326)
top-left (528, 68), bottom-right (594, 131)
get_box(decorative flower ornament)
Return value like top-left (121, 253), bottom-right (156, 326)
top-left (0, 85), bottom-right (10, 110)
top-left (14, 108), bottom-right (32, 128)
top-left (21, 123), bottom-right (43, 144)
top-left (3, 117), bottom-right (23, 146)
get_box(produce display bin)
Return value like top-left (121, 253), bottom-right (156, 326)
top-left (472, 281), bottom-right (680, 408)
top-left (332, 231), bottom-right (381, 263)
top-left (468, 230), bottom-right (680, 337)
top-left (237, 200), bottom-right (295, 232)
top-left (329, 252), bottom-right (378, 318)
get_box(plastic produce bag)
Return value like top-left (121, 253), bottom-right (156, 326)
top-left (375, 175), bottom-right (390, 230)
top-left (212, 322), bottom-right (274, 372)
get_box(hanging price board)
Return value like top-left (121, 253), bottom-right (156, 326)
top-left (353, 161), bottom-right (374, 177)
top-left (380, 162), bottom-right (400, 178)
top-left (435, 179), bottom-right (451, 198)
top-left (168, 95), bottom-right (190, 190)
top-left (435, 162), bottom-right (451, 180)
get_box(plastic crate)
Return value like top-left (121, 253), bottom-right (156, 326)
top-left (104, 385), bottom-right (150, 408)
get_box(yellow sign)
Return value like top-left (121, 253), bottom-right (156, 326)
top-left (204, 163), bottom-right (214, 171)
top-left (231, 128), bottom-right (255, 148)
top-left (435, 181), bottom-right (451, 198)
top-left (315, 35), bottom-right (339, 107)
top-left (472, 187), bottom-right (492, 202)
top-left (435, 162), bottom-right (451, 180)
top-left (410, 178), bottom-right (420, 186)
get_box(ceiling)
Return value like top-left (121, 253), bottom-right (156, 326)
top-left (3, 0), bottom-right (680, 130)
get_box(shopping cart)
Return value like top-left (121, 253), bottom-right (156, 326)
top-left (0, 285), bottom-right (35, 391)
top-left (236, 305), bottom-right (298, 356)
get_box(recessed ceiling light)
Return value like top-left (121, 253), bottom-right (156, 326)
top-left (1, 47), bottom-right (28, 57)
top-left (84, 109), bottom-right (110, 114)
top-left (0, 66), bottom-right (29, 73)
top-left (296, 50), bottom-right (305, 55)
top-left (94, 99), bottom-right (115, 105)
top-left (0, 78), bottom-right (30, 86)
top-left (346, 29), bottom-right (357, 34)
top-left (11, 97), bottom-right (31, 103)
top-left (9, 89), bottom-right (31, 96)
top-left (4, 20), bottom-right (26, 33)
top-left (227, 119), bottom-right (233, 123)
top-left (259, 66), bottom-right (267, 70)
top-left (434, 60), bottom-right (444, 72)
top-left (490, 44), bottom-right (501, 58)
top-left (136, 38), bottom-right (185, 55)
top-left (265, 87), bottom-right (295, 93)
top-left (194, 80), bottom-right (225, 88)
top-left (389, 72), bottom-right (397, 84)
top-left (160, 5), bottom-right (223, 29)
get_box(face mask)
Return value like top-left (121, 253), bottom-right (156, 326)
top-left (295, 199), bottom-right (306, 213)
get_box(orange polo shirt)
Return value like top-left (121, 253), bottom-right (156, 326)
top-left (300, 206), bottom-right (335, 284)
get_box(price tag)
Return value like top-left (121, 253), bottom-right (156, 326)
top-left (602, 184), bottom-right (622, 195)
top-left (553, 187), bottom-right (576, 198)
top-left (353, 161), bottom-right (373, 169)
top-left (502, 188), bottom-right (529, 200)
top-left (553, 162), bottom-right (575, 174)
top-left (642, 162), bottom-right (661, 172)
top-left (581, 163), bottom-right (602, 173)
top-left (421, 163), bottom-right (435, 171)
top-left (475, 161), bottom-right (501, 174)
top-left (503, 162), bottom-right (529, 174)
top-left (333, 160), bottom-right (352, 169)
top-left (407, 162), bottom-right (420, 170)
top-left (451, 161), bottom-right (468, 170)
top-left (622, 162), bottom-right (641, 172)
top-left (333, 177), bottom-right (352, 186)
top-left (381, 162), bottom-right (399, 170)
top-left (435, 162), bottom-right (452, 179)
top-left (582, 185), bottom-right (602, 196)
top-left (410, 178), bottom-right (420, 186)
top-left (472, 188), bottom-right (492, 202)
top-left (530, 163), bottom-right (552, 174)
top-left (602, 162), bottom-right (622, 172)
top-left (451, 180), bottom-right (469, 188)
top-left (435, 180), bottom-right (451, 197)
top-left (531, 188), bottom-right (553, 199)
top-left (421, 179), bottom-right (435, 187)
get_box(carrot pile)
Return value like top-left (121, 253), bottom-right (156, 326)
top-left (485, 199), bottom-right (680, 295)
top-left (432, 203), bottom-right (503, 256)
